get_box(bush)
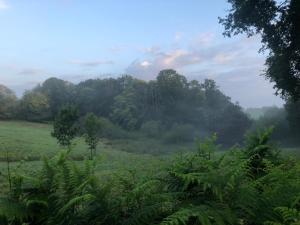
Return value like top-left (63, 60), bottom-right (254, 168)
top-left (163, 124), bottom-right (195, 144)
top-left (140, 120), bottom-right (162, 138)
top-left (98, 117), bottom-right (130, 139)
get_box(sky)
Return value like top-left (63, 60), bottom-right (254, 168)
top-left (0, 0), bottom-right (284, 108)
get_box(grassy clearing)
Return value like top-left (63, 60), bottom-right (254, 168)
top-left (0, 120), bottom-right (190, 160)
top-left (0, 120), bottom-right (167, 192)
top-left (0, 120), bottom-right (167, 165)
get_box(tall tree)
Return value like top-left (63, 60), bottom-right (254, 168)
top-left (51, 105), bottom-right (79, 148)
top-left (220, 0), bottom-right (300, 99)
top-left (110, 87), bottom-right (139, 130)
top-left (83, 113), bottom-right (102, 159)
top-left (37, 78), bottom-right (75, 118)
top-left (18, 91), bottom-right (50, 121)
top-left (0, 85), bottom-right (17, 119)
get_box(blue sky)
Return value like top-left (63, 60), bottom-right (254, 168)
top-left (0, 0), bottom-right (284, 107)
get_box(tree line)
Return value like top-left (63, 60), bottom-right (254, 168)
top-left (0, 69), bottom-right (254, 146)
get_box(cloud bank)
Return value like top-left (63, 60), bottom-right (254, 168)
top-left (69, 60), bottom-right (114, 67)
top-left (125, 33), bottom-right (283, 107)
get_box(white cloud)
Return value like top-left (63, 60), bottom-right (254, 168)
top-left (142, 46), bottom-right (161, 55)
top-left (192, 32), bottom-right (215, 47)
top-left (69, 59), bottom-right (114, 67)
top-left (18, 68), bottom-right (44, 75)
top-left (126, 35), bottom-right (264, 79)
top-left (214, 53), bottom-right (235, 64)
top-left (140, 60), bottom-right (151, 67)
top-left (0, 0), bottom-right (9, 10)
top-left (125, 34), bottom-right (284, 107)
top-left (163, 50), bottom-right (188, 66)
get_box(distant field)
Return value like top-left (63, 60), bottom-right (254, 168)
top-left (0, 120), bottom-right (167, 191)
top-left (0, 120), bottom-right (298, 157)
top-left (0, 120), bottom-right (191, 159)
top-left (0, 120), bottom-right (167, 164)
top-left (0, 120), bottom-right (65, 159)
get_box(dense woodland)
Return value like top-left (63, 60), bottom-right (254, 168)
top-left (0, 69), bottom-right (299, 147)
top-left (1, 69), bottom-right (253, 146)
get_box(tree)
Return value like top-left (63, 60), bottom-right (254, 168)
top-left (51, 105), bottom-right (79, 148)
top-left (110, 87), bottom-right (140, 130)
top-left (83, 113), bottom-right (102, 159)
top-left (220, 0), bottom-right (300, 99)
top-left (285, 99), bottom-right (300, 143)
top-left (18, 91), bottom-right (50, 121)
top-left (0, 85), bottom-right (17, 119)
top-left (156, 69), bottom-right (189, 124)
top-left (37, 77), bottom-right (75, 118)
top-left (75, 78), bottom-right (123, 117)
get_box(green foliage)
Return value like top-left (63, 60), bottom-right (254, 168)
top-left (249, 105), bottom-right (300, 146)
top-left (141, 120), bottom-right (162, 138)
top-left (97, 117), bottom-right (130, 139)
top-left (51, 105), bottom-right (79, 147)
top-left (1, 123), bottom-right (300, 225)
top-left (244, 127), bottom-right (280, 179)
top-left (18, 91), bottom-right (50, 122)
top-left (14, 70), bottom-right (252, 146)
top-left (36, 77), bottom-right (75, 118)
top-left (285, 99), bottom-right (300, 143)
top-left (163, 124), bottom-right (195, 144)
top-left (266, 207), bottom-right (300, 225)
top-left (220, 0), bottom-right (300, 99)
top-left (110, 86), bottom-right (140, 130)
top-left (83, 113), bottom-right (102, 159)
top-left (0, 85), bottom-right (17, 119)
top-left (0, 151), bottom-right (112, 225)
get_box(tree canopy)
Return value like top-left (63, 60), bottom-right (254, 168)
top-left (220, 0), bottom-right (300, 100)
top-left (0, 84), bottom-right (17, 119)
top-left (16, 70), bottom-right (252, 145)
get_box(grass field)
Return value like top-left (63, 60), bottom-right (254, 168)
top-left (0, 120), bottom-right (168, 191)
top-left (0, 120), bottom-right (192, 159)
top-left (0, 120), bottom-right (299, 192)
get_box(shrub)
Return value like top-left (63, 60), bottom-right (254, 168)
top-left (140, 120), bottom-right (162, 138)
top-left (98, 117), bottom-right (130, 139)
top-left (163, 124), bottom-right (195, 144)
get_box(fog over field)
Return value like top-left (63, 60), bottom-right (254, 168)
top-left (0, 1), bottom-right (299, 224)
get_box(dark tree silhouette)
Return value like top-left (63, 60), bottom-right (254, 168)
top-left (220, 0), bottom-right (300, 100)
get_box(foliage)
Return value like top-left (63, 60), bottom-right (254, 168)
top-left (14, 70), bottom-right (251, 146)
top-left (83, 113), bottom-right (102, 159)
top-left (110, 86), bottom-right (140, 130)
top-left (1, 129), bottom-right (300, 224)
top-left (51, 105), bottom-right (79, 147)
top-left (141, 120), bottom-right (163, 138)
top-left (0, 85), bottom-right (17, 119)
top-left (249, 105), bottom-right (299, 146)
top-left (266, 206), bottom-right (300, 225)
top-left (18, 91), bottom-right (50, 122)
top-left (163, 124), bottom-right (195, 144)
top-left (36, 77), bottom-right (75, 118)
top-left (244, 127), bottom-right (280, 179)
top-left (220, 0), bottom-right (300, 99)
top-left (285, 99), bottom-right (300, 143)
